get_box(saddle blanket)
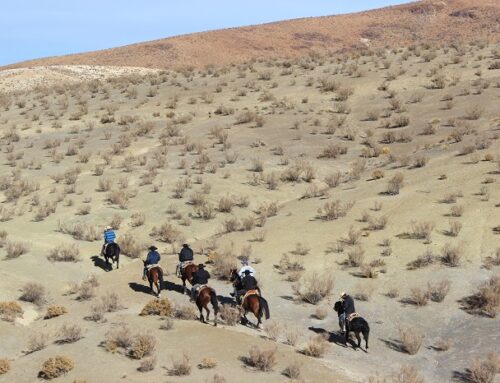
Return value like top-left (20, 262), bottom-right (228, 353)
top-left (180, 261), bottom-right (194, 270)
top-left (195, 284), bottom-right (208, 293)
top-left (347, 312), bottom-right (360, 322)
top-left (241, 289), bottom-right (260, 305)
top-left (146, 264), bottom-right (161, 271)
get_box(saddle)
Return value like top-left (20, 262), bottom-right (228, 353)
top-left (146, 264), bottom-right (163, 278)
top-left (195, 284), bottom-right (209, 293)
top-left (347, 312), bottom-right (360, 322)
top-left (180, 261), bottom-right (194, 271)
top-left (241, 289), bottom-right (260, 306)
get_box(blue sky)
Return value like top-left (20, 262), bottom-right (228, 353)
top-left (0, 1), bottom-right (410, 66)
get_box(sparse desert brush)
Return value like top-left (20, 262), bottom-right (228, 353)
top-left (26, 332), bottom-right (49, 353)
top-left (464, 105), bottom-right (483, 120)
top-left (244, 346), bottom-right (277, 371)
top-left (292, 242), bottom-right (310, 256)
top-left (318, 143), bottom-right (348, 159)
top-left (150, 222), bottom-right (182, 243)
top-left (212, 250), bottom-right (238, 279)
top-left (409, 221), bottom-right (435, 243)
top-left (129, 333), bottom-right (156, 359)
top-left (105, 325), bottom-right (133, 352)
top-left (324, 171), bottom-right (342, 188)
top-left (447, 220), bottom-right (463, 236)
top-left (317, 200), bottom-right (354, 221)
top-left (159, 317), bottom-right (174, 331)
top-left (120, 233), bottom-right (143, 258)
top-left (408, 287), bottom-right (430, 306)
top-left (302, 334), bottom-right (330, 358)
top-left (386, 173), bottom-right (404, 195)
top-left (0, 301), bottom-right (23, 322)
top-left (199, 357), bottom-right (217, 369)
top-left (263, 320), bottom-right (282, 341)
top-left (0, 358), bottom-right (10, 374)
top-left (129, 211), bottom-right (145, 227)
top-left (450, 205), bottom-right (464, 217)
top-left (483, 248), bottom-right (500, 270)
top-left (369, 215), bottom-right (388, 230)
top-left (399, 326), bottom-right (424, 355)
top-left (57, 323), bottom-right (83, 344)
top-left (138, 355), bottom-right (157, 372)
top-left (346, 245), bottom-right (365, 267)
top-left (140, 298), bottom-right (173, 317)
top-left (39, 355), bottom-right (74, 379)
top-left (433, 338), bottom-right (453, 352)
top-left (283, 360), bottom-right (302, 379)
top-left (412, 154), bottom-right (428, 168)
top-left (343, 226), bottom-right (362, 245)
top-left (407, 249), bottom-right (435, 270)
top-left (44, 305), bottom-right (67, 319)
top-left (19, 282), bottom-right (46, 306)
top-left (219, 304), bottom-right (240, 326)
top-left (222, 217), bottom-right (240, 233)
top-left (292, 272), bottom-right (334, 304)
top-left (461, 276), bottom-right (499, 318)
top-left (4, 241), bottom-right (30, 259)
top-left (210, 373), bottom-right (227, 383)
top-left (427, 280), bottom-right (451, 302)
top-left (440, 242), bottom-right (464, 267)
top-left (360, 264), bottom-right (379, 279)
top-left (47, 244), bottom-right (81, 262)
top-left (173, 304), bottom-right (197, 320)
top-left (313, 306), bottom-right (328, 320)
top-left (107, 189), bottom-right (129, 209)
top-left (354, 284), bottom-right (373, 301)
top-left (57, 221), bottom-right (99, 241)
top-left (467, 353), bottom-right (499, 383)
top-left (372, 169), bottom-right (385, 179)
top-left (169, 353), bottom-right (191, 376)
top-left (76, 281), bottom-right (95, 301)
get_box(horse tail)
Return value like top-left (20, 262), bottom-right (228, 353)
top-left (361, 319), bottom-right (370, 349)
top-left (210, 290), bottom-right (219, 314)
top-left (259, 297), bottom-right (270, 320)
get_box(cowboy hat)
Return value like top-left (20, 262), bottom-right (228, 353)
top-left (340, 291), bottom-right (347, 298)
top-left (244, 269), bottom-right (251, 275)
top-left (148, 245), bottom-right (158, 251)
top-left (198, 264), bottom-right (205, 268)
top-left (105, 225), bottom-right (113, 230)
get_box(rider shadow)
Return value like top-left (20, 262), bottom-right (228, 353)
top-left (163, 280), bottom-right (185, 294)
top-left (128, 282), bottom-right (153, 296)
top-left (379, 338), bottom-right (404, 353)
top-left (217, 295), bottom-right (235, 306)
top-left (90, 255), bottom-right (111, 271)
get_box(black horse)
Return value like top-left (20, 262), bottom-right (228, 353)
top-left (103, 243), bottom-right (120, 270)
top-left (333, 301), bottom-right (370, 350)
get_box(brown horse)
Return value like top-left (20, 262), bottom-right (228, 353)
top-left (180, 263), bottom-right (198, 294)
top-left (195, 286), bottom-right (219, 326)
top-left (229, 269), bottom-right (270, 328)
top-left (144, 261), bottom-right (163, 298)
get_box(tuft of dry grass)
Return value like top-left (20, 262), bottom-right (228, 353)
top-left (129, 333), bottom-right (156, 359)
top-left (263, 320), bottom-right (282, 341)
top-left (39, 356), bottom-right (74, 379)
top-left (460, 276), bottom-right (499, 318)
top-left (427, 280), bottom-right (451, 302)
top-left (408, 288), bottom-right (430, 307)
top-left (47, 244), bottom-right (81, 262)
top-left (26, 332), bottom-right (49, 354)
top-left (169, 353), bottom-right (191, 376)
top-left (313, 306), bottom-right (329, 320)
top-left (244, 346), bottom-right (277, 371)
top-left (398, 326), bottom-right (424, 355)
top-left (19, 282), bottom-right (46, 307)
top-left (440, 243), bottom-right (464, 267)
top-left (283, 360), bottom-right (302, 379)
top-left (44, 305), bottom-right (67, 319)
top-left (138, 356), bottom-right (156, 372)
top-left (0, 301), bottom-right (23, 322)
top-left (173, 304), bottom-right (198, 320)
top-left (199, 357), bottom-right (217, 369)
top-left (302, 334), bottom-right (330, 358)
top-left (140, 299), bottom-right (173, 317)
top-left (467, 353), bottom-right (499, 383)
top-left (4, 241), bottom-right (30, 259)
top-left (0, 358), bottom-right (10, 375)
top-left (219, 304), bottom-right (240, 325)
top-left (292, 272), bottom-right (334, 304)
top-left (57, 323), bottom-right (83, 344)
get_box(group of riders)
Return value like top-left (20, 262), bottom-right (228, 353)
top-left (101, 226), bottom-right (359, 334)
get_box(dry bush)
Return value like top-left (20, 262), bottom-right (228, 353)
top-left (129, 333), bottom-right (156, 359)
top-left (427, 280), bottom-right (451, 302)
top-left (120, 233), bottom-right (143, 258)
top-left (173, 304), bottom-right (198, 320)
top-left (393, 365), bottom-right (426, 383)
top-left (0, 301), bottom-right (23, 322)
top-left (283, 327), bottom-right (301, 346)
top-left (244, 346), bottom-right (277, 371)
top-left (26, 332), bottom-right (49, 353)
top-left (107, 190), bottom-right (129, 209)
top-left (199, 357), bottom-right (217, 369)
top-left (210, 374), bottom-right (227, 383)
top-left (409, 221), bottom-right (435, 242)
top-left (211, 250), bottom-right (238, 280)
top-left (354, 285), bottom-right (374, 301)
top-left (169, 353), bottom-right (191, 376)
top-left (440, 243), bottom-right (464, 267)
top-left (44, 305), bottom-right (67, 319)
top-left (0, 358), bottom-right (10, 375)
top-left (433, 338), bottom-right (453, 352)
top-left (324, 171), bottom-right (342, 188)
top-left (57, 323), bottom-right (83, 344)
top-left (343, 226), bottom-right (362, 245)
top-left (461, 276), bottom-right (500, 318)
top-left (467, 353), bottom-right (499, 383)
top-left (150, 223), bottom-right (182, 244)
top-left (160, 317), bottom-right (174, 331)
top-left (4, 241), bottom-right (30, 259)
top-left (104, 325), bottom-right (133, 352)
top-left (317, 200), bottom-right (354, 221)
top-left (76, 281), bottom-right (95, 301)
top-left (100, 292), bottom-right (122, 312)
top-left (483, 248), bottom-right (500, 270)
top-left (219, 304), bottom-right (240, 325)
top-left (138, 356), bottom-right (156, 372)
top-left (283, 360), bottom-right (302, 379)
top-left (386, 173), bottom-right (404, 195)
top-left (313, 306), bottom-right (328, 320)
top-left (318, 143), bottom-right (348, 159)
top-left (20, 282), bottom-right (46, 306)
top-left (346, 245), bottom-right (365, 267)
top-left (302, 334), bottom-right (329, 358)
top-left (39, 356), bottom-right (74, 379)
top-left (217, 196), bottom-right (235, 213)
top-left (408, 288), bottom-right (429, 306)
top-left (47, 243), bottom-right (81, 262)
top-left (407, 248), bottom-right (435, 270)
top-left (263, 320), bottom-right (282, 341)
top-left (140, 299), bottom-right (173, 317)
top-left (292, 272), bottom-right (334, 304)
top-left (399, 327), bottom-right (424, 355)
top-left (57, 221), bottom-right (99, 241)
top-left (369, 215), bottom-right (388, 230)
top-left (360, 264), bottom-right (379, 279)
top-left (447, 220), bottom-right (463, 236)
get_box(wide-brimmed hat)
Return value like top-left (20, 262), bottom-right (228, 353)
top-left (182, 243), bottom-right (189, 248)
top-left (244, 269), bottom-right (251, 275)
top-left (198, 264), bottom-right (205, 269)
top-left (340, 291), bottom-right (347, 299)
top-left (105, 226), bottom-right (113, 230)
top-left (148, 245), bottom-right (158, 251)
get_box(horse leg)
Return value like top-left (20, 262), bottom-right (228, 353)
top-left (156, 281), bottom-right (161, 298)
top-left (205, 306), bottom-right (210, 323)
top-left (116, 255), bottom-right (119, 269)
top-left (182, 278), bottom-right (187, 295)
top-left (198, 304), bottom-right (204, 323)
top-left (355, 331), bottom-right (361, 349)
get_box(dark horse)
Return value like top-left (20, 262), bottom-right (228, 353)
top-left (144, 261), bottom-right (163, 298)
top-left (103, 243), bottom-right (120, 270)
top-left (333, 301), bottom-right (370, 350)
top-left (180, 263), bottom-right (198, 294)
top-left (229, 269), bottom-right (270, 328)
top-left (195, 286), bottom-right (219, 326)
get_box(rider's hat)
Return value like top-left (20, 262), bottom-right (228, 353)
top-left (340, 291), bottom-right (347, 298)
top-left (182, 243), bottom-right (189, 248)
top-left (198, 263), bottom-right (205, 268)
top-left (149, 245), bottom-right (158, 251)
top-left (105, 225), bottom-right (113, 230)
top-left (244, 269), bottom-right (251, 275)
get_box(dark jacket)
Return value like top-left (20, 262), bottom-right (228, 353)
top-left (342, 295), bottom-right (355, 316)
top-left (179, 247), bottom-right (194, 262)
top-left (145, 250), bottom-right (161, 265)
top-left (192, 269), bottom-right (210, 285)
top-left (241, 275), bottom-right (258, 291)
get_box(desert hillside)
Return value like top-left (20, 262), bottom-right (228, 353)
top-left (2, 0), bottom-right (500, 70)
top-left (0, 18), bottom-right (499, 383)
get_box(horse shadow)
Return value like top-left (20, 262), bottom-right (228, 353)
top-left (90, 255), bottom-right (111, 271)
top-left (163, 280), bottom-right (186, 294)
top-left (308, 326), bottom-right (348, 348)
top-left (128, 282), bottom-right (153, 296)
top-left (217, 295), bottom-right (235, 306)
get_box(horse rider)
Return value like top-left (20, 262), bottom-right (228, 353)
top-left (143, 245), bottom-right (161, 281)
top-left (339, 291), bottom-right (356, 333)
top-left (101, 225), bottom-right (116, 256)
top-left (236, 269), bottom-right (259, 304)
top-left (238, 257), bottom-right (255, 278)
top-left (176, 243), bottom-right (194, 277)
top-left (190, 264), bottom-right (210, 302)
